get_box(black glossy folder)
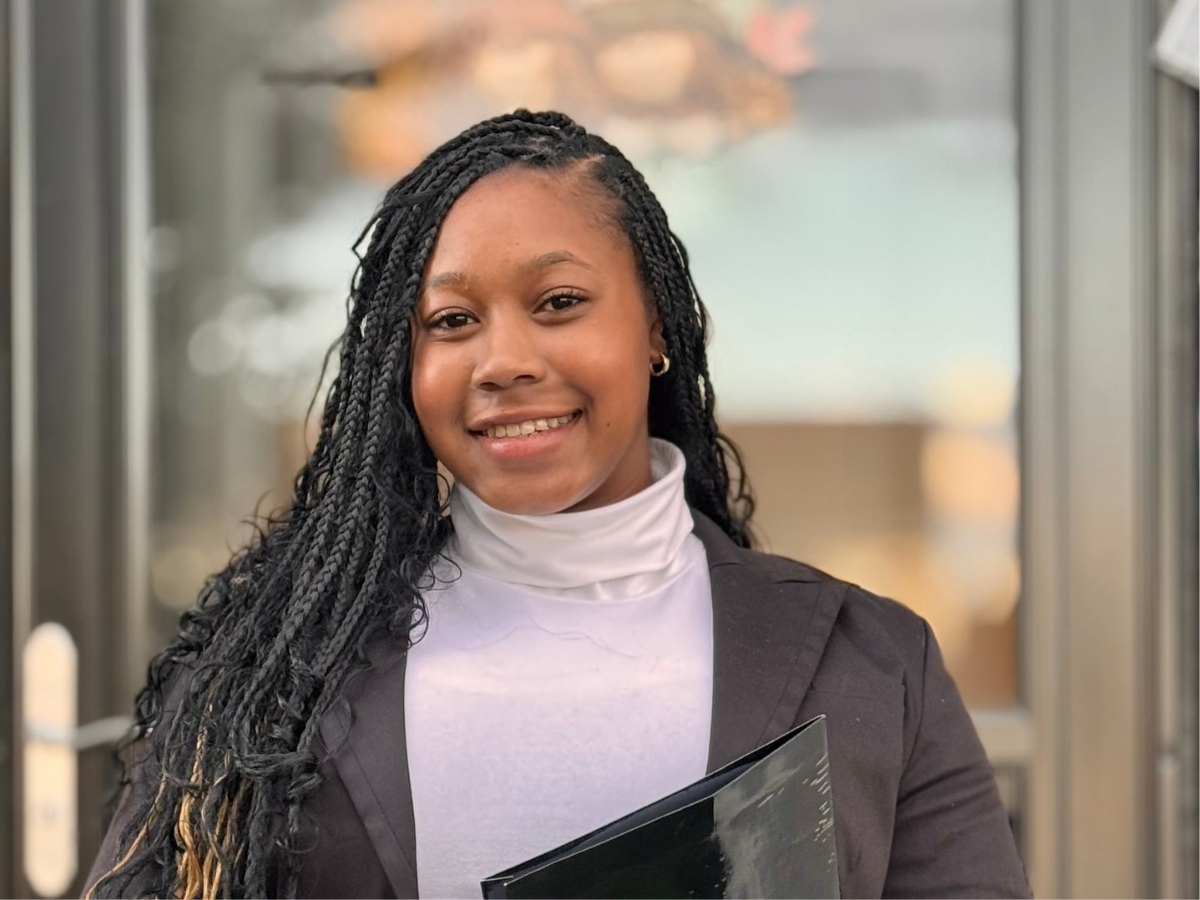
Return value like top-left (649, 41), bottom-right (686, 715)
top-left (480, 715), bottom-right (839, 899)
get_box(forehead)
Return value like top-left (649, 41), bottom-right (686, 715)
top-left (425, 167), bottom-right (632, 277)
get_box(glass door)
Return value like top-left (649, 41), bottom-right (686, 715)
top-left (140, 0), bottom-right (1031, 873)
top-left (5, 1), bottom-right (1194, 897)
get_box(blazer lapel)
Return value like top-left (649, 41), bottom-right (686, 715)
top-left (316, 509), bottom-right (846, 898)
top-left (690, 510), bottom-right (847, 773)
top-left (318, 635), bottom-right (419, 898)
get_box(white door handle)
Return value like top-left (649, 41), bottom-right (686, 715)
top-left (22, 623), bottom-right (79, 896)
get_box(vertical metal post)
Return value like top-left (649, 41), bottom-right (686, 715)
top-left (117, 0), bottom-right (152, 713)
top-left (11, 0), bottom-right (149, 890)
top-left (1059, 1), bottom-right (1157, 895)
top-left (1152, 2), bottom-right (1199, 893)
top-left (8, 0), bottom-right (35, 895)
top-left (0, 0), bottom-right (13, 894)
top-left (1021, 1), bottom-right (1166, 895)
top-left (1019, 1), bottom-right (1068, 894)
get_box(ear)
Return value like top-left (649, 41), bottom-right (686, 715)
top-left (648, 311), bottom-right (667, 365)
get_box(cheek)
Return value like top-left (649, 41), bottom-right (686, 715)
top-left (560, 322), bottom-right (649, 423)
top-left (411, 348), bottom-right (466, 438)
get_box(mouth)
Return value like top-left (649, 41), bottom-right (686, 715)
top-left (470, 410), bottom-right (582, 460)
top-left (469, 410), bottom-right (582, 440)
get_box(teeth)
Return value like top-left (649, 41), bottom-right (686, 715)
top-left (484, 413), bottom-right (575, 439)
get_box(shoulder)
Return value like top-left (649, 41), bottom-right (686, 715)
top-left (691, 508), bottom-right (930, 680)
top-left (749, 549), bottom-right (1026, 897)
top-left (692, 510), bottom-right (910, 621)
top-left (739, 541), bottom-right (927, 638)
top-left (733, 543), bottom-right (932, 684)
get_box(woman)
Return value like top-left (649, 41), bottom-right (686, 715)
top-left (86, 110), bottom-right (1030, 899)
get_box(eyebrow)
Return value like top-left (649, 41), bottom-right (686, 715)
top-left (524, 250), bottom-right (597, 274)
top-left (423, 250), bottom-right (596, 294)
top-left (424, 270), bottom-right (470, 292)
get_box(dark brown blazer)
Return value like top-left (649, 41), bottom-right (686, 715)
top-left (87, 510), bottom-right (1031, 899)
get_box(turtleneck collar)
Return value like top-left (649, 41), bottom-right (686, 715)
top-left (445, 438), bottom-right (696, 600)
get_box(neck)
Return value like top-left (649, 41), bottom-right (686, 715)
top-left (445, 438), bottom-right (695, 599)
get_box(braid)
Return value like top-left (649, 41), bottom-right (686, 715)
top-left (88, 109), bottom-right (754, 899)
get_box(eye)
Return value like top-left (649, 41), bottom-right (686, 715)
top-left (429, 310), bottom-right (474, 331)
top-left (540, 292), bottom-right (587, 313)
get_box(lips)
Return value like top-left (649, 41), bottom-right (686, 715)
top-left (470, 410), bottom-right (582, 460)
top-left (477, 412), bottom-right (579, 439)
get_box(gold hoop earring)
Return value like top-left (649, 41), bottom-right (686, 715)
top-left (650, 354), bottom-right (671, 377)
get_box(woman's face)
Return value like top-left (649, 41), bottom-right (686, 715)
top-left (411, 166), bottom-right (666, 515)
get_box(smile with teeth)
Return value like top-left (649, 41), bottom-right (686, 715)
top-left (479, 411), bottom-right (580, 439)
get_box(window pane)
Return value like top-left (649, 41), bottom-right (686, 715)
top-left (147, 0), bottom-right (1019, 707)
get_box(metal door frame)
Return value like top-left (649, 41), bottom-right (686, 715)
top-left (5, 0), bottom-right (151, 895)
top-left (1016, 1), bottom-right (1196, 896)
top-left (7, 0), bottom-right (36, 895)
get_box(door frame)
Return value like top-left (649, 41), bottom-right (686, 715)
top-left (1016, 0), bottom-right (1196, 896)
top-left (4, 0), bottom-right (151, 895)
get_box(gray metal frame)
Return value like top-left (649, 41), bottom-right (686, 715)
top-left (7, 0), bottom-right (36, 895)
top-left (1019, 3), bottom-right (1069, 892)
top-left (1151, 2), bottom-right (1199, 895)
top-left (1016, 1), bottom-right (1195, 896)
top-left (114, 0), bottom-right (153, 735)
top-left (0, 4), bottom-right (9, 889)
top-left (1060, 0), bottom-right (1156, 891)
top-left (4, 0), bottom-right (152, 894)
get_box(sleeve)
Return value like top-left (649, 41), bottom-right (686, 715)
top-left (82, 661), bottom-right (198, 899)
top-left (83, 669), bottom-right (392, 899)
top-left (82, 729), bottom-right (168, 898)
top-left (882, 620), bottom-right (1032, 899)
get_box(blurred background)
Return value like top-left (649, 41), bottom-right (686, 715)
top-left (0, 0), bottom-right (1196, 896)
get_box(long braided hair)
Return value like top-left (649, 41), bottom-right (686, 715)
top-left (87, 109), bottom-right (756, 899)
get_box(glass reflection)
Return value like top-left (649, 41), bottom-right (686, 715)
top-left (148, 0), bottom-right (1018, 707)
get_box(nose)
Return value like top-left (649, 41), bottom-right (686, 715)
top-left (471, 310), bottom-right (546, 391)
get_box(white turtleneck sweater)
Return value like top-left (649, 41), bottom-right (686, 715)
top-left (404, 439), bottom-right (714, 899)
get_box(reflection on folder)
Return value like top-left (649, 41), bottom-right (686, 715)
top-left (481, 715), bottom-right (838, 899)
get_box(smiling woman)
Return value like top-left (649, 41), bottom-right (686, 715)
top-left (84, 110), bottom-right (1029, 899)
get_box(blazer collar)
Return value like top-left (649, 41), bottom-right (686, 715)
top-left (689, 509), bottom-right (846, 771)
top-left (318, 507), bottom-right (845, 899)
